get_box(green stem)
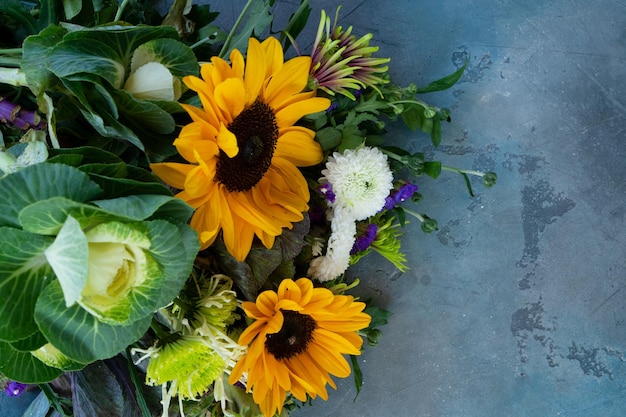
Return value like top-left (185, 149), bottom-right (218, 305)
top-left (39, 383), bottom-right (71, 416)
top-left (379, 148), bottom-right (404, 162)
top-left (0, 57), bottom-right (22, 67)
top-left (402, 208), bottom-right (424, 222)
top-left (114, 0), bottom-right (130, 22)
top-left (218, 0), bottom-right (256, 59)
top-left (441, 165), bottom-right (485, 177)
top-left (0, 48), bottom-right (22, 55)
top-left (125, 347), bottom-right (152, 417)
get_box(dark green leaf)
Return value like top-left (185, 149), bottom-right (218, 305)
top-left (461, 172), bottom-right (475, 197)
top-left (423, 161), bottom-right (442, 179)
top-left (10, 331), bottom-right (48, 352)
top-left (21, 24), bottom-right (67, 97)
top-left (413, 58), bottom-right (469, 94)
top-left (350, 354), bottom-right (363, 400)
top-left (48, 38), bottom-right (126, 88)
top-left (0, 340), bottom-right (63, 383)
top-left (280, 0), bottom-right (311, 52)
top-left (0, 228), bottom-right (55, 342)
top-left (315, 126), bottom-right (342, 151)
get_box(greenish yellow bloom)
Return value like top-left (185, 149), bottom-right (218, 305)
top-left (145, 336), bottom-right (225, 400)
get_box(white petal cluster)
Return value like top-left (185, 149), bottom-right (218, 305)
top-left (321, 146), bottom-right (393, 220)
top-left (308, 206), bottom-right (356, 281)
top-left (309, 146), bottom-right (393, 282)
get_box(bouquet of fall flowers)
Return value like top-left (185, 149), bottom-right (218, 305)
top-left (0, 1), bottom-right (495, 416)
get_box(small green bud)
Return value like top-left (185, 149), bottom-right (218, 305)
top-left (402, 152), bottom-right (425, 176)
top-left (482, 172), bottom-right (497, 187)
top-left (420, 216), bottom-right (438, 233)
top-left (367, 328), bottom-right (383, 346)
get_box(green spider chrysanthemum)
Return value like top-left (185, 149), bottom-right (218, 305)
top-left (309, 7), bottom-right (391, 99)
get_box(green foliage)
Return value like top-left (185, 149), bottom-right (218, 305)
top-left (0, 160), bottom-right (198, 382)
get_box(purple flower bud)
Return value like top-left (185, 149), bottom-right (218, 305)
top-left (4, 381), bottom-right (28, 397)
top-left (317, 183), bottom-right (336, 204)
top-left (351, 223), bottom-right (378, 254)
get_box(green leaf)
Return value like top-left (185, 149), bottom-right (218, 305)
top-left (61, 0), bottom-right (83, 20)
top-left (0, 162), bottom-right (102, 228)
top-left (62, 24), bottom-right (180, 69)
top-left (220, 0), bottom-right (273, 58)
top-left (92, 194), bottom-right (193, 223)
top-left (148, 221), bottom-right (199, 307)
top-left (44, 215), bottom-right (89, 308)
top-left (34, 280), bottom-right (152, 364)
top-left (0, 227), bottom-right (55, 342)
top-left (350, 354), bottom-right (363, 400)
top-left (461, 172), bottom-right (475, 197)
top-left (413, 58), bottom-right (469, 94)
top-left (0, 340), bottom-right (63, 383)
top-left (280, 0), bottom-right (311, 52)
top-left (47, 38), bottom-right (126, 88)
top-left (21, 24), bottom-right (67, 97)
top-left (10, 331), bottom-right (48, 352)
top-left (423, 161), bottom-right (442, 179)
top-left (315, 127), bottom-right (342, 151)
top-left (112, 89), bottom-right (175, 135)
top-left (129, 38), bottom-right (199, 78)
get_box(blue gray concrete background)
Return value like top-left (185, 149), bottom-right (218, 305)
top-left (3, 1), bottom-right (626, 416)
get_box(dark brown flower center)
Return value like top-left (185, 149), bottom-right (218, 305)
top-left (265, 310), bottom-right (317, 360)
top-left (215, 100), bottom-right (279, 192)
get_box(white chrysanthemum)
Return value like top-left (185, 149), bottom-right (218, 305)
top-left (321, 146), bottom-right (393, 220)
top-left (308, 206), bottom-right (357, 281)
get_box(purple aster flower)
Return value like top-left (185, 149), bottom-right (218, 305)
top-left (317, 183), bottom-right (336, 204)
top-left (4, 381), bottom-right (28, 397)
top-left (351, 223), bottom-right (378, 254)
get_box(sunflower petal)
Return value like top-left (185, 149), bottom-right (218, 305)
top-left (149, 162), bottom-right (192, 190)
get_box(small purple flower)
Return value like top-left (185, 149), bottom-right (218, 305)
top-left (382, 182), bottom-right (419, 211)
top-left (351, 223), bottom-right (378, 254)
top-left (317, 183), bottom-right (336, 204)
top-left (394, 183), bottom-right (419, 203)
top-left (4, 381), bottom-right (28, 397)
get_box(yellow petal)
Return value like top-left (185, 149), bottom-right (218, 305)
top-left (275, 96), bottom-right (331, 127)
top-left (214, 77), bottom-right (246, 123)
top-left (263, 56), bottom-right (311, 106)
top-left (149, 162), bottom-right (193, 190)
top-left (244, 38), bottom-right (266, 106)
top-left (275, 126), bottom-right (323, 166)
top-left (216, 122), bottom-right (239, 158)
top-left (278, 278), bottom-right (301, 303)
top-left (261, 37), bottom-right (284, 80)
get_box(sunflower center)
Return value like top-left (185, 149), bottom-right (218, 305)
top-left (265, 310), bottom-right (317, 360)
top-left (216, 100), bottom-right (279, 192)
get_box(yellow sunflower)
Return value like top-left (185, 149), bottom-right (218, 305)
top-left (228, 277), bottom-right (371, 417)
top-left (150, 37), bottom-right (330, 261)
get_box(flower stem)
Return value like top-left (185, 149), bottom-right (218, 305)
top-left (219, 0), bottom-right (256, 58)
top-left (441, 165), bottom-right (485, 177)
top-left (114, 0), bottom-right (130, 22)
